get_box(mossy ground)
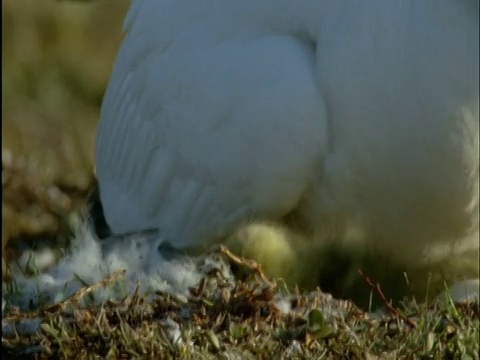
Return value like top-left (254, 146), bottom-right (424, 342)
top-left (3, 246), bottom-right (479, 359)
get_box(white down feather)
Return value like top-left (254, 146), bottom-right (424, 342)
top-left (96, 0), bottom-right (479, 283)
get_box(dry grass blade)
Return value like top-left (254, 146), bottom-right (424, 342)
top-left (41, 269), bottom-right (126, 314)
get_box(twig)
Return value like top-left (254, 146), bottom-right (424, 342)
top-left (358, 269), bottom-right (417, 328)
top-left (41, 269), bottom-right (126, 314)
top-left (4, 269), bottom-right (126, 322)
top-left (215, 245), bottom-right (276, 288)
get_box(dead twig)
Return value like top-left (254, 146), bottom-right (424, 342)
top-left (214, 245), bottom-right (276, 288)
top-left (41, 269), bottom-right (126, 314)
top-left (358, 269), bottom-right (417, 328)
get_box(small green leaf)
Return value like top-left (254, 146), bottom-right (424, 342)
top-left (202, 298), bottom-right (214, 307)
top-left (41, 323), bottom-right (60, 338)
top-left (307, 309), bottom-right (324, 332)
top-left (306, 309), bottom-right (332, 339)
top-left (310, 326), bottom-right (332, 340)
top-left (229, 322), bottom-right (250, 339)
top-left (206, 329), bottom-right (220, 350)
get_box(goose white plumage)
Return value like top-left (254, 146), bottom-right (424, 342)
top-left (96, 0), bottom-right (479, 286)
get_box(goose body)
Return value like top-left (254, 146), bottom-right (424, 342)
top-left (96, 0), bottom-right (479, 273)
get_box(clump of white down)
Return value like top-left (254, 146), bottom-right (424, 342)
top-left (2, 220), bottom-right (356, 339)
top-left (3, 221), bottom-right (232, 313)
top-left (3, 219), bottom-right (478, 315)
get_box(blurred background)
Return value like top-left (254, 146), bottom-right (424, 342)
top-left (2, 0), bottom-right (129, 271)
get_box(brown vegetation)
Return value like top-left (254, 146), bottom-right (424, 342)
top-left (2, 0), bottom-right (128, 268)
